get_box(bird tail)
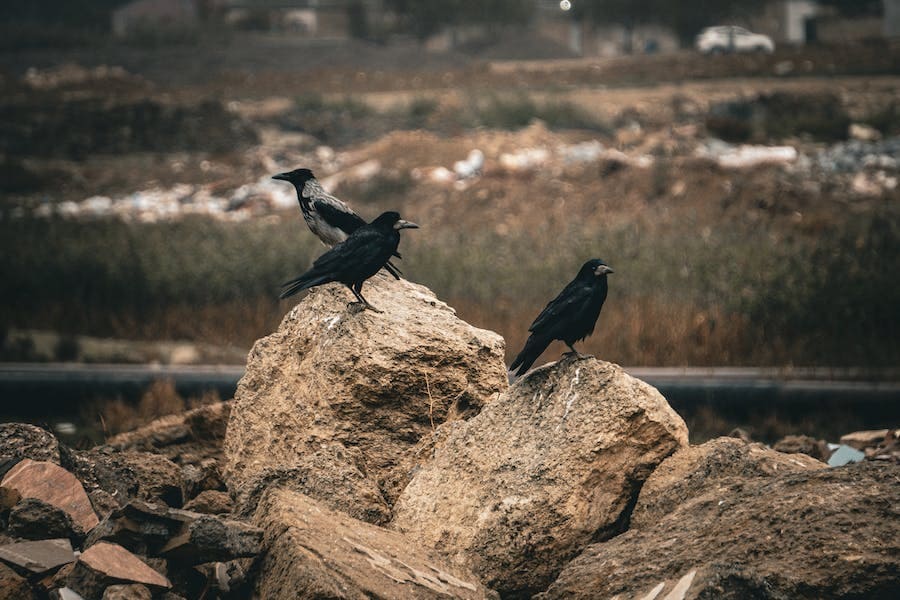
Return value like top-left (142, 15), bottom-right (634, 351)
top-left (279, 272), bottom-right (332, 299)
top-left (509, 334), bottom-right (551, 377)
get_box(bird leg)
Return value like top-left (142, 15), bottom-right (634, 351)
top-left (351, 282), bottom-right (383, 313)
top-left (564, 343), bottom-right (591, 360)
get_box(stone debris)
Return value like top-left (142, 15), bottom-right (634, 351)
top-left (0, 423), bottom-right (61, 464)
top-left (160, 514), bottom-right (262, 565)
top-left (839, 428), bottom-right (900, 464)
top-left (0, 538), bottom-right (74, 575)
top-left (66, 450), bottom-right (185, 509)
top-left (1, 459), bottom-right (99, 532)
top-left (7, 498), bottom-right (82, 542)
top-left (695, 139), bottom-right (798, 168)
top-left (773, 434), bottom-right (832, 462)
top-left (827, 444), bottom-right (866, 467)
top-left (51, 588), bottom-right (84, 600)
top-left (840, 429), bottom-right (890, 450)
top-left (67, 542), bottom-right (171, 597)
top-left (0, 562), bottom-right (38, 600)
top-left (101, 584), bottom-right (152, 600)
top-left (182, 490), bottom-right (232, 515)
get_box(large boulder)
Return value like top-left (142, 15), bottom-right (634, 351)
top-left (539, 453), bottom-right (899, 599)
top-left (253, 487), bottom-right (495, 600)
top-left (391, 356), bottom-right (688, 597)
top-left (631, 436), bottom-right (825, 529)
top-left (223, 277), bottom-right (508, 519)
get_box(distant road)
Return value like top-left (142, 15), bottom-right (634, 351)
top-left (1, 362), bottom-right (899, 407)
top-left (2, 363), bottom-right (898, 441)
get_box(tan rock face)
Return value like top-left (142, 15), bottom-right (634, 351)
top-left (223, 277), bottom-right (508, 519)
top-left (538, 462), bottom-right (900, 600)
top-left (631, 436), bottom-right (826, 529)
top-left (1, 459), bottom-right (99, 532)
top-left (254, 488), bottom-right (496, 600)
top-left (391, 356), bottom-right (689, 597)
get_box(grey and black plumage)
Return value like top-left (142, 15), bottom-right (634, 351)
top-left (279, 211), bottom-right (419, 312)
top-left (272, 168), bottom-right (402, 279)
top-left (509, 259), bottom-right (614, 377)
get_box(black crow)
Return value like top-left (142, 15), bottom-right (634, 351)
top-left (272, 168), bottom-right (402, 279)
top-left (279, 211), bottom-right (418, 312)
top-left (509, 259), bottom-right (614, 377)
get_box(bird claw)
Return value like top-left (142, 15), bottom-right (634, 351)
top-left (563, 350), bottom-right (592, 360)
top-left (347, 301), bottom-right (383, 314)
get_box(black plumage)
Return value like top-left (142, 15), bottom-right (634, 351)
top-left (272, 168), bottom-right (402, 279)
top-left (509, 259), bottom-right (614, 377)
top-left (279, 211), bottom-right (418, 312)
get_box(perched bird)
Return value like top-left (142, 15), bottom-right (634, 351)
top-left (509, 259), bottom-right (614, 377)
top-left (279, 211), bottom-right (418, 312)
top-left (272, 168), bottom-right (402, 279)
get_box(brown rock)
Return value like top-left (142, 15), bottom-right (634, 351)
top-left (1, 459), bottom-right (98, 532)
top-left (538, 462), bottom-right (900, 599)
top-left (840, 429), bottom-right (890, 450)
top-left (67, 542), bottom-right (170, 597)
top-left (66, 450), bottom-right (184, 508)
top-left (0, 562), bottom-right (37, 600)
top-left (223, 277), bottom-right (508, 518)
top-left (0, 423), bottom-right (60, 464)
top-left (632, 437), bottom-right (826, 529)
top-left (392, 356), bottom-right (688, 597)
top-left (773, 434), bottom-right (832, 462)
top-left (0, 538), bottom-right (74, 575)
top-left (8, 498), bottom-right (82, 541)
top-left (107, 401), bottom-right (231, 463)
top-left (231, 445), bottom-right (392, 523)
top-left (159, 514), bottom-right (262, 565)
top-left (182, 490), bottom-right (232, 515)
top-left (84, 500), bottom-right (194, 554)
top-left (254, 487), bottom-right (495, 599)
top-left (101, 584), bottom-right (152, 600)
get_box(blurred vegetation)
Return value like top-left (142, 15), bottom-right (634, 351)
top-left (2, 209), bottom-right (897, 367)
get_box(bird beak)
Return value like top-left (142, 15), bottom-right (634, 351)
top-left (271, 173), bottom-right (289, 182)
top-left (595, 265), bottom-right (614, 276)
top-left (395, 220), bottom-right (419, 230)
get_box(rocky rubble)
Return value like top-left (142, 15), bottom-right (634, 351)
top-left (4, 280), bottom-right (900, 598)
top-left (0, 407), bottom-right (261, 599)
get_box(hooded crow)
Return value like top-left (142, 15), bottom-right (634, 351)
top-left (280, 211), bottom-right (419, 312)
top-left (272, 168), bottom-right (402, 279)
top-left (509, 259), bottom-right (614, 377)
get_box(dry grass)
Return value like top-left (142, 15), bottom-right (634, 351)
top-left (84, 379), bottom-right (221, 438)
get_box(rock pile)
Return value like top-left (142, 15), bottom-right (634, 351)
top-left (0, 409), bottom-right (262, 599)
top-left (6, 279), bottom-right (900, 598)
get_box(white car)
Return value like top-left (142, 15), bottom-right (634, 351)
top-left (695, 26), bottom-right (775, 55)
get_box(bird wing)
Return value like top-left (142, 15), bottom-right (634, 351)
top-left (312, 199), bottom-right (367, 235)
top-left (309, 226), bottom-right (385, 271)
top-left (528, 281), bottom-right (594, 334)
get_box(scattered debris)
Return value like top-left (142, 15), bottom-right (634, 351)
top-left (0, 539), bottom-right (74, 575)
top-left (827, 445), bottom-right (866, 467)
top-left (7, 499), bottom-right (83, 543)
top-left (182, 491), bottom-right (232, 515)
top-left (0, 424), bottom-right (61, 464)
top-left (773, 434), bottom-right (831, 463)
top-left (453, 149), bottom-right (485, 179)
top-left (1, 460), bottom-right (99, 533)
top-left (695, 140), bottom-right (797, 168)
top-left (67, 542), bottom-right (171, 597)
